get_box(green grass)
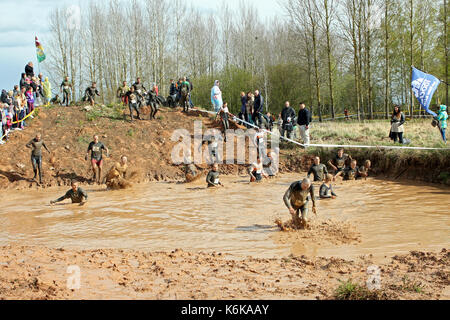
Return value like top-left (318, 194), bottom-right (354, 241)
top-left (86, 104), bottom-right (124, 122)
top-left (334, 279), bottom-right (385, 300)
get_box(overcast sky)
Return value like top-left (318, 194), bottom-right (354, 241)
top-left (0, 0), bottom-right (283, 90)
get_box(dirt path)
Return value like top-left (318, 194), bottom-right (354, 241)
top-left (0, 246), bottom-right (447, 300)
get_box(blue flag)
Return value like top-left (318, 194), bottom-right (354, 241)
top-left (411, 67), bottom-right (440, 117)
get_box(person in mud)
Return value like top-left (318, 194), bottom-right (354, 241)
top-left (26, 133), bottom-right (51, 184)
top-left (335, 159), bottom-right (359, 181)
top-left (319, 174), bottom-right (337, 199)
top-left (117, 81), bottom-right (130, 105)
top-left (132, 78), bottom-right (147, 108)
top-left (50, 181), bottom-right (88, 205)
top-left (307, 156), bottom-right (328, 182)
top-left (85, 135), bottom-right (109, 184)
top-left (60, 76), bottom-right (72, 107)
top-left (184, 156), bottom-right (201, 183)
top-left (357, 160), bottom-right (372, 179)
top-left (249, 157), bottom-right (268, 182)
top-left (84, 82), bottom-right (100, 107)
top-left (105, 156), bottom-right (131, 190)
top-left (179, 77), bottom-right (191, 113)
top-left (264, 149), bottom-right (279, 178)
top-left (126, 86), bottom-right (141, 121)
top-left (327, 148), bottom-right (351, 174)
top-left (283, 178), bottom-right (317, 229)
top-left (206, 163), bottom-right (223, 188)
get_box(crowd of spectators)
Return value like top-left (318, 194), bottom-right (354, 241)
top-left (0, 62), bottom-right (52, 145)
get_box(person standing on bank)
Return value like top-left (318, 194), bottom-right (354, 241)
top-left (297, 102), bottom-right (311, 146)
top-left (390, 105), bottom-right (405, 144)
top-left (280, 101), bottom-right (296, 139)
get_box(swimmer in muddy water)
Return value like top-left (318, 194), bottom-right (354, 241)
top-left (335, 159), bottom-right (359, 181)
top-left (85, 135), bottom-right (109, 185)
top-left (307, 156), bottom-right (328, 182)
top-left (26, 133), bottom-right (51, 185)
top-left (50, 181), bottom-right (88, 205)
top-left (206, 163), bottom-right (223, 188)
top-left (319, 174), bottom-right (337, 199)
top-left (357, 160), bottom-right (371, 179)
top-left (328, 148), bottom-right (352, 174)
top-left (104, 156), bottom-right (131, 190)
top-left (283, 178), bottom-right (317, 229)
top-left (249, 157), bottom-right (268, 182)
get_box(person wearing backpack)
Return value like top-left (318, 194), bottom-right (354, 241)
top-left (297, 102), bottom-right (311, 146)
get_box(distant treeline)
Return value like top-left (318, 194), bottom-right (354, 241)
top-left (45, 0), bottom-right (449, 120)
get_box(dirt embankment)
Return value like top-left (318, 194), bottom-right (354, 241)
top-left (0, 246), bottom-right (447, 300)
top-left (0, 105), bottom-right (251, 190)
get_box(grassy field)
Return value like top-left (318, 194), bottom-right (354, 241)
top-left (309, 118), bottom-right (446, 149)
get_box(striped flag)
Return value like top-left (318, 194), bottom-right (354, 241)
top-left (35, 36), bottom-right (46, 63)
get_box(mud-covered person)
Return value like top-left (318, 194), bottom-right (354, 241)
top-left (357, 160), bottom-right (372, 179)
top-left (84, 82), bottom-right (100, 107)
top-left (184, 156), bottom-right (201, 183)
top-left (307, 156), bottom-right (328, 182)
top-left (328, 148), bottom-right (352, 174)
top-left (283, 178), bottom-right (317, 229)
top-left (105, 156), bottom-right (131, 190)
top-left (320, 174), bottom-right (337, 199)
top-left (206, 163), bottom-right (223, 188)
top-left (50, 180), bottom-right (88, 205)
top-left (85, 135), bottom-right (109, 185)
top-left (126, 86), bottom-right (141, 121)
top-left (26, 133), bottom-right (51, 184)
top-left (249, 156), bottom-right (268, 182)
top-left (335, 159), bottom-right (359, 181)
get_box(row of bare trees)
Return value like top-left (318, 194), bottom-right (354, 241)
top-left (45, 0), bottom-right (448, 119)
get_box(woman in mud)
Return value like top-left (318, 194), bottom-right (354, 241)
top-left (390, 105), bottom-right (405, 144)
top-left (105, 156), bottom-right (131, 190)
top-left (206, 163), bottom-right (223, 188)
top-left (283, 178), bottom-right (317, 229)
top-left (319, 174), bottom-right (337, 199)
top-left (249, 157), bottom-right (268, 182)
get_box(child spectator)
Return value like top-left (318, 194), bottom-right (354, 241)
top-left (26, 87), bottom-right (35, 116)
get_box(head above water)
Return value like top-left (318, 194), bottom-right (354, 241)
top-left (121, 156), bottom-right (128, 164)
top-left (314, 156), bottom-right (320, 165)
top-left (350, 159), bottom-right (357, 169)
top-left (301, 178), bottom-right (311, 190)
top-left (212, 163), bottom-right (219, 171)
top-left (364, 160), bottom-right (371, 168)
top-left (71, 180), bottom-right (79, 191)
top-left (337, 148), bottom-right (344, 157)
top-left (325, 174), bottom-right (333, 183)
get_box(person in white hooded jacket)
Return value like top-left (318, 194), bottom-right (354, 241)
top-left (211, 80), bottom-right (223, 113)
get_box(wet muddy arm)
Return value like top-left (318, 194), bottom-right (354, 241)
top-left (283, 188), bottom-right (293, 210)
top-left (310, 186), bottom-right (317, 207)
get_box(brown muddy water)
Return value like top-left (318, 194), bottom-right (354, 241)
top-left (1, 174), bottom-right (448, 261)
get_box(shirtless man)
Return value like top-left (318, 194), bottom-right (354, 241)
top-left (85, 135), bottom-right (109, 184)
top-left (283, 178), bottom-right (317, 229)
top-left (50, 181), bottom-right (88, 205)
top-left (26, 133), bottom-right (50, 184)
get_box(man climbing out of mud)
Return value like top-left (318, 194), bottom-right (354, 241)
top-left (126, 86), bottom-right (141, 121)
top-left (84, 82), bottom-right (100, 107)
top-left (249, 156), bottom-right (268, 182)
top-left (307, 156), bottom-right (328, 182)
top-left (85, 135), bottom-right (109, 185)
top-left (206, 163), bottom-right (224, 188)
top-left (335, 159), bottom-right (359, 181)
top-left (104, 156), bottom-right (131, 190)
top-left (50, 180), bottom-right (87, 205)
top-left (184, 155), bottom-right (201, 183)
top-left (283, 178), bottom-right (317, 229)
top-left (26, 133), bottom-right (51, 185)
top-left (132, 78), bottom-right (147, 108)
top-left (328, 148), bottom-right (352, 174)
top-left (319, 174), bottom-right (337, 199)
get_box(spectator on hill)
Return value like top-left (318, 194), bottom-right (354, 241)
top-left (211, 80), bottom-right (223, 113)
top-left (297, 102), bottom-right (311, 146)
top-left (42, 77), bottom-right (52, 105)
top-left (390, 105), bottom-right (405, 144)
top-left (280, 101), bottom-right (296, 139)
top-left (253, 90), bottom-right (264, 128)
top-left (25, 62), bottom-right (34, 78)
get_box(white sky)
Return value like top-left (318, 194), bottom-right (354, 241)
top-left (0, 0), bottom-right (284, 90)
